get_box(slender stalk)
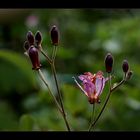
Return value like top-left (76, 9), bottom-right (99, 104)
top-left (40, 49), bottom-right (52, 64)
top-left (88, 76), bottom-right (111, 131)
top-left (52, 45), bottom-right (57, 61)
top-left (37, 69), bottom-right (63, 114)
top-left (89, 104), bottom-right (95, 131)
top-left (88, 74), bottom-right (112, 131)
top-left (39, 46), bottom-right (71, 131)
top-left (51, 45), bottom-right (71, 131)
top-left (51, 61), bottom-right (71, 131)
top-left (38, 69), bottom-right (71, 131)
top-left (111, 79), bottom-right (126, 92)
top-left (88, 74), bottom-right (127, 131)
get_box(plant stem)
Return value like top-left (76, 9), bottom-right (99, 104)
top-left (37, 69), bottom-right (63, 114)
top-left (51, 63), bottom-right (71, 131)
top-left (38, 69), bottom-right (71, 131)
top-left (52, 45), bottom-right (57, 61)
top-left (88, 85), bottom-right (111, 131)
top-left (51, 46), bottom-right (71, 131)
top-left (40, 46), bottom-right (71, 131)
top-left (40, 49), bottom-right (52, 64)
top-left (88, 74), bottom-right (126, 131)
top-left (88, 74), bottom-right (112, 131)
top-left (111, 79), bottom-right (126, 92)
top-left (89, 104), bottom-right (95, 131)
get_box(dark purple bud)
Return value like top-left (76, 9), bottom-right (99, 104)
top-left (105, 53), bottom-right (114, 73)
top-left (35, 31), bottom-right (42, 46)
top-left (122, 60), bottom-right (129, 73)
top-left (23, 41), bottom-right (30, 51)
top-left (126, 71), bottom-right (133, 80)
top-left (27, 31), bottom-right (35, 46)
top-left (28, 46), bottom-right (41, 70)
top-left (50, 25), bottom-right (59, 46)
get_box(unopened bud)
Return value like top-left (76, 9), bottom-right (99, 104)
top-left (35, 31), bottom-right (42, 46)
top-left (27, 31), bottom-right (35, 46)
top-left (50, 25), bottom-right (59, 46)
top-left (28, 46), bottom-right (41, 70)
top-left (105, 53), bottom-right (114, 73)
top-left (122, 60), bottom-right (129, 73)
top-left (126, 71), bottom-right (133, 80)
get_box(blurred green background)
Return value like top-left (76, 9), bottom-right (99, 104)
top-left (0, 9), bottom-right (139, 131)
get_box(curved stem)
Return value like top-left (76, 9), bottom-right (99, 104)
top-left (40, 49), bottom-right (52, 64)
top-left (37, 69), bottom-right (63, 114)
top-left (111, 79), bottom-right (126, 92)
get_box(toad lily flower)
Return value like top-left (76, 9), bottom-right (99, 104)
top-left (73, 71), bottom-right (109, 104)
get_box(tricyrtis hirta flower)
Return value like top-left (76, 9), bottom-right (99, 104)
top-left (73, 71), bottom-right (108, 104)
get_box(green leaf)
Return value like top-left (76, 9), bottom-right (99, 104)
top-left (0, 50), bottom-right (38, 95)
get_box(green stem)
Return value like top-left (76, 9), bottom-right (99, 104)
top-left (89, 104), bottom-right (95, 131)
top-left (52, 45), bottom-right (57, 61)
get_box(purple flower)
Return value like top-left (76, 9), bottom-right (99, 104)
top-left (73, 71), bottom-right (108, 104)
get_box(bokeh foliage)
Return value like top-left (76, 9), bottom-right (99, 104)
top-left (0, 9), bottom-right (139, 130)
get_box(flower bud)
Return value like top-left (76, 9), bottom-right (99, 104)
top-left (122, 60), bottom-right (129, 73)
top-left (105, 53), bottom-right (114, 73)
top-left (50, 25), bottom-right (59, 46)
top-left (27, 31), bottom-right (35, 46)
top-left (28, 46), bottom-right (41, 70)
top-left (35, 31), bottom-right (42, 46)
top-left (126, 71), bottom-right (133, 80)
top-left (23, 41), bottom-right (30, 51)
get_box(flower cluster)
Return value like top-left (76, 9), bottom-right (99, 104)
top-left (73, 53), bottom-right (132, 105)
top-left (23, 26), bottom-right (59, 70)
top-left (23, 26), bottom-right (71, 131)
top-left (73, 52), bottom-right (133, 130)
top-left (23, 31), bottom-right (42, 70)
